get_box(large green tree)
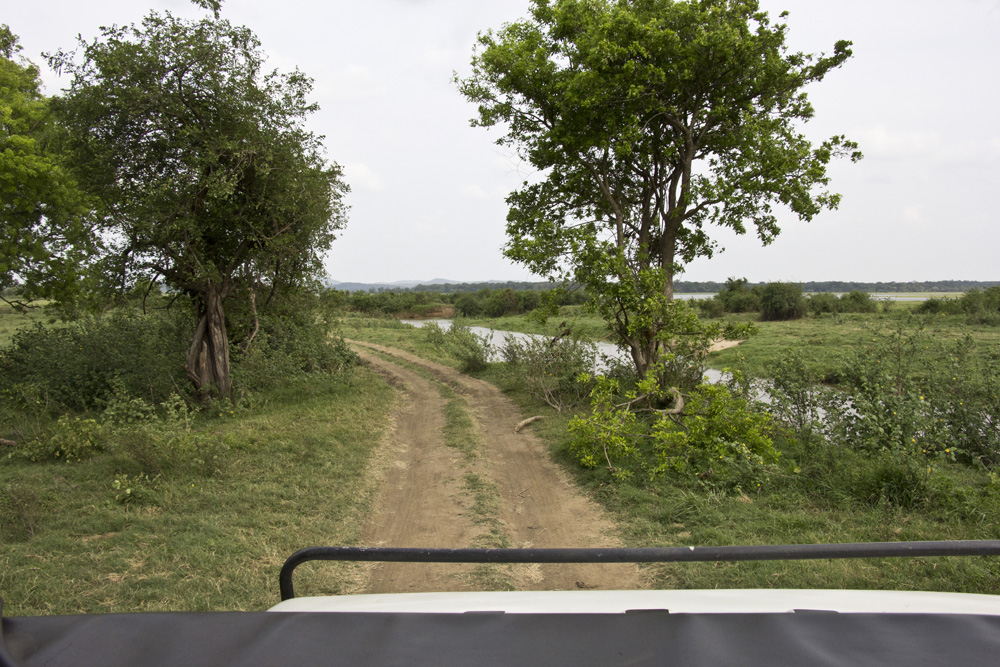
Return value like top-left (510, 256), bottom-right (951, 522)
top-left (1, 25), bottom-right (92, 306)
top-left (51, 9), bottom-right (348, 399)
top-left (459, 0), bottom-right (860, 377)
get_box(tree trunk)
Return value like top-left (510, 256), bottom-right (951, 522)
top-left (185, 283), bottom-right (232, 401)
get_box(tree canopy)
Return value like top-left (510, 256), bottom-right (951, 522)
top-left (459, 0), bottom-right (861, 377)
top-left (50, 9), bottom-right (348, 399)
top-left (1, 25), bottom-right (92, 306)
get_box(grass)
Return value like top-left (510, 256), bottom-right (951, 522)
top-left (5, 311), bottom-right (999, 613)
top-left (473, 321), bottom-right (1000, 595)
top-left (339, 313), bottom-right (1000, 593)
top-left (455, 303), bottom-right (1000, 384)
top-left (709, 309), bottom-right (1000, 380)
top-left (338, 313), bottom-right (463, 368)
top-left (0, 302), bottom-right (63, 348)
top-left (0, 370), bottom-right (396, 615)
top-left (461, 305), bottom-right (613, 342)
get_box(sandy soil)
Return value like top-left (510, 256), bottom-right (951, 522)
top-left (350, 341), bottom-right (642, 594)
top-left (709, 339), bottom-right (743, 353)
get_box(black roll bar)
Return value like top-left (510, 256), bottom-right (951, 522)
top-left (278, 540), bottom-right (1000, 601)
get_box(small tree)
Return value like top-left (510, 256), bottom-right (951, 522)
top-left (51, 9), bottom-right (347, 399)
top-left (459, 0), bottom-right (860, 378)
top-left (759, 282), bottom-right (805, 321)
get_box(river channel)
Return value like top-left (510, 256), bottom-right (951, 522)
top-left (400, 319), bottom-right (727, 384)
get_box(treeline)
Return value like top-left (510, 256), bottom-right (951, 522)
top-left (342, 279), bottom-right (1000, 295)
top-left (339, 286), bottom-right (587, 318)
top-left (698, 279), bottom-right (1000, 324)
top-left (681, 280), bottom-right (999, 293)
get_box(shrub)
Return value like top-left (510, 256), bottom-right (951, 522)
top-left (848, 450), bottom-right (927, 509)
top-left (500, 335), bottom-right (598, 411)
top-left (111, 472), bottom-right (161, 506)
top-left (0, 309), bottom-right (189, 413)
top-left (568, 367), bottom-right (777, 490)
top-left (716, 277), bottom-right (760, 313)
top-left (697, 297), bottom-right (725, 319)
top-left (807, 292), bottom-right (840, 315)
top-left (839, 290), bottom-right (879, 313)
top-left (231, 311), bottom-right (357, 392)
top-left (831, 323), bottom-right (929, 454)
top-left (442, 324), bottom-right (492, 373)
top-left (759, 282), bottom-right (805, 321)
top-left (767, 350), bottom-right (827, 434)
top-left (915, 298), bottom-right (958, 315)
top-left (14, 415), bottom-right (106, 463)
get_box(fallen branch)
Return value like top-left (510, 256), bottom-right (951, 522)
top-left (514, 416), bottom-right (544, 433)
top-left (1, 438), bottom-right (17, 447)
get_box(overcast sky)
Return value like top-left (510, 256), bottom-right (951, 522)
top-left (7, 0), bottom-right (1000, 284)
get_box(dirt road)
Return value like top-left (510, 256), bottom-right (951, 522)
top-left (351, 341), bottom-right (642, 594)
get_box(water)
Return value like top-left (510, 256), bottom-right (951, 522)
top-left (400, 319), bottom-right (726, 384)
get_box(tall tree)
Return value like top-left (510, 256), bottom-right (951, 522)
top-left (0, 25), bottom-right (92, 306)
top-left (459, 0), bottom-right (861, 377)
top-left (51, 9), bottom-right (348, 399)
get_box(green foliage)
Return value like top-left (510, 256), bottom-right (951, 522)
top-left (460, 0), bottom-right (859, 377)
top-left (840, 290), bottom-right (879, 314)
top-left (716, 278), bottom-right (761, 314)
top-left (0, 309), bottom-right (189, 413)
top-left (50, 9), bottom-right (348, 398)
top-left (848, 450), bottom-right (928, 509)
top-left (231, 310), bottom-right (357, 393)
top-left (818, 322), bottom-right (1000, 468)
top-left (14, 415), bottom-right (105, 463)
top-left (921, 336), bottom-right (1000, 466)
top-left (806, 292), bottom-right (841, 315)
top-left (1, 25), bottom-right (94, 304)
top-left (499, 335), bottom-right (598, 411)
top-left (759, 282), bottom-right (806, 321)
top-left (111, 472), bottom-right (161, 506)
top-left (429, 324), bottom-right (493, 373)
top-left (767, 350), bottom-right (826, 434)
top-left (916, 288), bottom-right (1000, 325)
top-left (569, 367), bottom-right (777, 490)
top-left (831, 323), bottom-right (930, 454)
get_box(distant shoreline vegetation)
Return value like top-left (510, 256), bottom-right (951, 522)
top-left (327, 279), bottom-right (1000, 294)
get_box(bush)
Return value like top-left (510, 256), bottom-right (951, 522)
top-left (829, 324), bottom-right (1000, 466)
top-left (915, 298), bottom-right (958, 315)
top-left (500, 335), bottom-right (598, 411)
top-left (14, 415), bottom-right (106, 463)
top-left (839, 290), bottom-right (879, 313)
top-left (568, 367), bottom-right (777, 490)
top-left (807, 292), bottom-right (840, 315)
top-left (231, 310), bottom-right (357, 393)
top-left (439, 324), bottom-right (492, 373)
top-left (848, 450), bottom-right (927, 509)
top-left (0, 309), bottom-right (189, 413)
top-left (697, 297), bottom-right (725, 319)
top-left (716, 278), bottom-right (760, 313)
top-left (767, 350), bottom-right (827, 434)
top-left (759, 283), bottom-right (805, 321)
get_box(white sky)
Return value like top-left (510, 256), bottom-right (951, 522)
top-left (7, 0), bottom-right (1000, 284)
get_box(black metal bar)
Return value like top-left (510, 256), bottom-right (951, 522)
top-left (278, 540), bottom-right (1000, 600)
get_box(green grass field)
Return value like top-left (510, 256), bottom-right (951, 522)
top-left (4, 309), bottom-right (999, 616)
top-left (0, 371), bottom-right (396, 615)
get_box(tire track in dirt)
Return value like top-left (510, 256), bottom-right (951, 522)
top-left (352, 341), bottom-right (642, 593)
